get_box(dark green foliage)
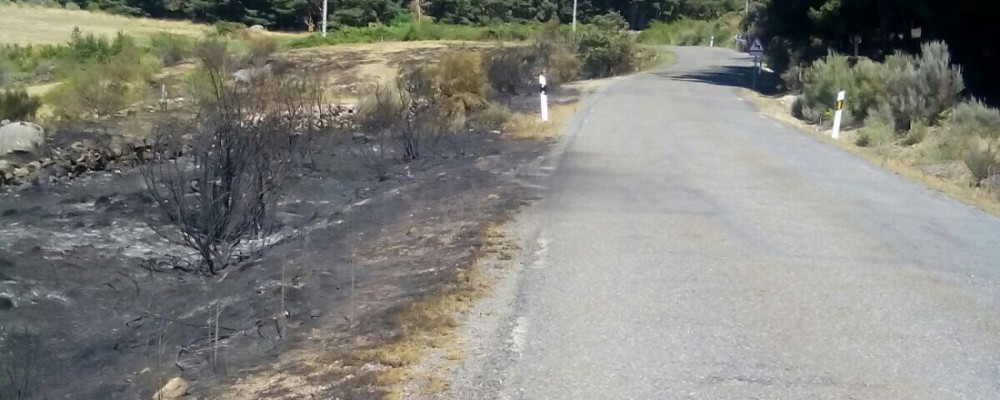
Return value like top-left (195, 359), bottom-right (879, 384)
top-left (0, 89), bottom-right (41, 121)
top-left (577, 12), bottom-right (639, 79)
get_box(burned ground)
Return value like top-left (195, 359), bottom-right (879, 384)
top-left (0, 126), bottom-right (552, 399)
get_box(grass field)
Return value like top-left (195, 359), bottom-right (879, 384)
top-left (0, 3), bottom-right (209, 45)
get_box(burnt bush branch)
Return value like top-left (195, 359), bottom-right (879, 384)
top-left (142, 54), bottom-right (340, 275)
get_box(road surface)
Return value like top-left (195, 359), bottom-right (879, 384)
top-left (448, 46), bottom-right (1000, 400)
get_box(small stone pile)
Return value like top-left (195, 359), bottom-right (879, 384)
top-left (0, 136), bottom-right (161, 187)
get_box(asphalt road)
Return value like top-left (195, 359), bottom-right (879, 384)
top-left (451, 47), bottom-right (1000, 400)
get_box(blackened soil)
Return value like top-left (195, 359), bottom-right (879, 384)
top-left (0, 131), bottom-right (550, 400)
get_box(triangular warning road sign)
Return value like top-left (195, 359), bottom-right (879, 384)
top-left (748, 39), bottom-right (764, 53)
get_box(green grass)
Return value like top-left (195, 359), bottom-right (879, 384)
top-left (286, 22), bottom-right (545, 48)
top-left (638, 14), bottom-right (741, 47)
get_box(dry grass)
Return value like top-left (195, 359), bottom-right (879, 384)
top-left (505, 103), bottom-right (578, 139)
top-left (744, 89), bottom-right (1000, 217)
top-left (0, 3), bottom-right (210, 45)
top-left (282, 41), bottom-right (504, 103)
top-left (352, 221), bottom-right (517, 399)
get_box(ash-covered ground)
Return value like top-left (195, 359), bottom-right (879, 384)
top-left (0, 129), bottom-right (551, 399)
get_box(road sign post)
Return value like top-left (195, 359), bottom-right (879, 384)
top-left (748, 39), bottom-right (764, 91)
top-left (832, 90), bottom-right (846, 139)
top-left (539, 74), bottom-right (549, 122)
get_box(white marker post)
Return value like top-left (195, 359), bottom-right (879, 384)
top-left (539, 74), bottom-right (549, 122)
top-left (710, 35), bottom-right (715, 47)
top-left (832, 90), bottom-right (846, 139)
top-left (321, 0), bottom-right (328, 37)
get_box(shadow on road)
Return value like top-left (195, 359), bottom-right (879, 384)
top-left (652, 64), bottom-right (780, 95)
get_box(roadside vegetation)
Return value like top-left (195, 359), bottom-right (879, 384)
top-left (638, 13), bottom-right (741, 47)
top-left (761, 41), bottom-right (1000, 210)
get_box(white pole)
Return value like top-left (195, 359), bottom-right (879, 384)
top-left (539, 74), bottom-right (549, 122)
top-left (572, 0), bottom-right (577, 34)
top-left (832, 90), bottom-right (846, 139)
top-left (321, 0), bottom-right (328, 37)
top-left (710, 35), bottom-right (715, 47)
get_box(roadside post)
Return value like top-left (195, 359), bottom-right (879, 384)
top-left (832, 90), bottom-right (846, 139)
top-left (748, 38), bottom-right (765, 92)
top-left (539, 74), bottom-right (549, 122)
top-left (160, 84), bottom-right (167, 111)
top-left (710, 35), bottom-right (715, 47)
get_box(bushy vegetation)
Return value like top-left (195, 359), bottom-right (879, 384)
top-left (484, 20), bottom-right (580, 95)
top-left (577, 13), bottom-right (639, 79)
top-left (638, 14), bottom-right (739, 46)
top-left (0, 28), bottom-right (167, 88)
top-left (0, 88), bottom-right (42, 121)
top-left (433, 50), bottom-right (488, 117)
top-left (793, 40), bottom-right (1000, 187)
top-left (45, 34), bottom-right (160, 118)
top-left (798, 41), bottom-right (963, 129)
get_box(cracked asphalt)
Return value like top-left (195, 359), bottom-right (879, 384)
top-left (446, 46), bottom-right (1000, 400)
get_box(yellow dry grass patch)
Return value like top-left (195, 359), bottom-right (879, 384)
top-left (0, 4), bottom-right (209, 45)
top-left (353, 221), bottom-right (517, 399)
top-left (283, 41), bottom-right (505, 103)
top-left (506, 103), bottom-right (578, 139)
top-left (744, 89), bottom-right (1000, 217)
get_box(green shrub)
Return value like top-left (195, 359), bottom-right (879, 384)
top-left (964, 146), bottom-right (999, 184)
top-left (149, 33), bottom-right (192, 66)
top-left (856, 105), bottom-right (895, 147)
top-left (46, 51), bottom-right (155, 118)
top-left (879, 41), bottom-right (964, 130)
top-left (799, 54), bottom-right (879, 123)
top-left (946, 100), bottom-right (1000, 141)
top-left (0, 88), bottom-right (41, 121)
top-left (578, 12), bottom-right (639, 79)
top-left (64, 1), bottom-right (80, 10)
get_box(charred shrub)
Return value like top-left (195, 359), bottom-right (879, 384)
top-left (141, 54), bottom-right (329, 275)
top-left (0, 88), bottom-right (41, 121)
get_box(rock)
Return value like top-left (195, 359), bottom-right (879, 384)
top-left (152, 377), bottom-right (190, 400)
top-left (249, 24), bottom-right (265, 32)
top-left (487, 194), bottom-right (500, 200)
top-left (407, 227), bottom-right (418, 236)
top-left (13, 167), bottom-right (29, 178)
top-left (0, 122), bottom-right (45, 156)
